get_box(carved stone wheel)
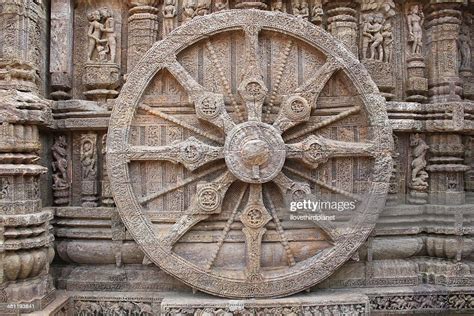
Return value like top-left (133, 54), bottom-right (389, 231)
top-left (108, 10), bottom-right (393, 298)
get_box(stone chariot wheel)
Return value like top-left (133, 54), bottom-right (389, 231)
top-left (108, 10), bottom-right (393, 298)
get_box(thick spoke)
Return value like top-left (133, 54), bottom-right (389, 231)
top-left (125, 137), bottom-right (223, 171)
top-left (159, 171), bottom-right (236, 249)
top-left (284, 166), bottom-right (362, 202)
top-left (240, 184), bottom-right (272, 281)
top-left (272, 172), bottom-right (311, 202)
top-left (286, 135), bottom-right (376, 168)
top-left (139, 104), bottom-right (224, 144)
top-left (139, 164), bottom-right (225, 204)
top-left (273, 95), bottom-right (311, 133)
top-left (284, 106), bottom-right (361, 142)
top-left (206, 184), bottom-right (248, 271)
top-left (294, 57), bottom-right (341, 105)
top-left (238, 26), bottom-right (267, 122)
top-left (166, 59), bottom-right (205, 95)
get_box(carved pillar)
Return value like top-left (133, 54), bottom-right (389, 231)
top-left (50, 0), bottom-right (74, 100)
top-left (0, 91), bottom-right (55, 312)
top-left (325, 0), bottom-right (359, 57)
top-left (0, 0), bottom-right (55, 312)
top-left (427, 134), bottom-right (470, 205)
top-left (0, 0), bottom-right (47, 93)
top-left (127, 0), bottom-right (160, 72)
top-left (80, 133), bottom-right (98, 207)
top-left (425, 1), bottom-right (464, 103)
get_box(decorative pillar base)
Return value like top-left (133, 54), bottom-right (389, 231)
top-left (363, 60), bottom-right (395, 100)
top-left (406, 55), bottom-right (428, 103)
top-left (82, 63), bottom-right (121, 103)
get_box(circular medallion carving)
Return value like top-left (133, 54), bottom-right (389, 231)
top-left (108, 10), bottom-right (393, 298)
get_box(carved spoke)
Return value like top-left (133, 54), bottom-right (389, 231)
top-left (166, 59), bottom-right (206, 95)
top-left (139, 104), bottom-right (224, 145)
top-left (205, 40), bottom-right (243, 122)
top-left (240, 184), bottom-right (272, 281)
top-left (284, 166), bottom-right (362, 202)
top-left (206, 184), bottom-right (248, 271)
top-left (263, 188), bottom-right (296, 266)
top-left (286, 135), bottom-right (376, 168)
top-left (139, 164), bottom-right (225, 204)
top-left (238, 26), bottom-right (267, 122)
top-left (294, 57), bottom-right (341, 105)
top-left (272, 172), bottom-right (311, 203)
top-left (159, 171), bottom-right (236, 249)
top-left (125, 137), bottom-right (223, 171)
top-left (284, 106), bottom-right (361, 142)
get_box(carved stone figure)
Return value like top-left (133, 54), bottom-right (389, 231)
top-left (370, 15), bottom-right (385, 61)
top-left (86, 8), bottom-right (116, 63)
top-left (163, 0), bottom-right (177, 37)
top-left (459, 23), bottom-right (471, 70)
top-left (182, 0), bottom-right (197, 22)
top-left (292, 0), bottom-right (309, 20)
top-left (271, 0), bottom-right (284, 12)
top-left (362, 15), bottom-right (375, 60)
top-left (0, 178), bottom-right (10, 200)
top-left (311, 0), bottom-right (323, 25)
top-left (382, 21), bottom-right (393, 63)
top-left (407, 5), bottom-right (424, 56)
top-left (81, 133), bottom-right (98, 207)
top-left (196, 0), bottom-right (211, 16)
top-left (99, 8), bottom-right (117, 63)
top-left (215, 0), bottom-right (228, 11)
top-left (409, 133), bottom-right (429, 204)
top-left (87, 10), bottom-right (106, 62)
top-left (51, 135), bottom-right (70, 205)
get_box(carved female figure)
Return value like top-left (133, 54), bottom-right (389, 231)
top-left (407, 5), bottom-right (424, 55)
top-left (362, 15), bottom-right (374, 59)
top-left (51, 135), bottom-right (68, 189)
top-left (99, 8), bottom-right (117, 63)
top-left (163, 0), bottom-right (177, 37)
top-left (382, 21), bottom-right (393, 63)
top-left (86, 10), bottom-right (105, 62)
top-left (459, 24), bottom-right (471, 70)
top-left (410, 133), bottom-right (429, 186)
top-left (81, 139), bottom-right (96, 180)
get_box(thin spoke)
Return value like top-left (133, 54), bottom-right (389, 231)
top-left (266, 40), bottom-right (293, 122)
top-left (206, 184), bottom-right (248, 271)
top-left (139, 164), bottom-right (225, 204)
top-left (284, 106), bottom-right (361, 142)
top-left (205, 40), bottom-right (243, 122)
top-left (139, 104), bottom-right (224, 145)
top-left (284, 166), bottom-right (362, 202)
top-left (263, 188), bottom-right (296, 266)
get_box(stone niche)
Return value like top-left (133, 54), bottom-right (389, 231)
top-left (0, 1), bottom-right (474, 315)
